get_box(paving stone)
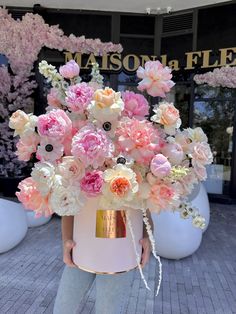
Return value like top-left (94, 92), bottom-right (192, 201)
top-left (0, 203), bottom-right (236, 314)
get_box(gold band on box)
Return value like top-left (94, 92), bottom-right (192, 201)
top-left (96, 209), bottom-right (126, 238)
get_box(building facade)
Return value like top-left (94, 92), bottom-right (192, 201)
top-left (8, 1), bottom-right (236, 202)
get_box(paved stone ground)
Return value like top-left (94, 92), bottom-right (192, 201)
top-left (0, 203), bottom-right (236, 314)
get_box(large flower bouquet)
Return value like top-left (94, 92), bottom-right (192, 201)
top-left (10, 59), bottom-right (213, 295)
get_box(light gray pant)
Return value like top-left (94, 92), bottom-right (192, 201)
top-left (53, 266), bottom-right (135, 314)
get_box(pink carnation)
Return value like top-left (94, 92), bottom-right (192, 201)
top-left (16, 177), bottom-right (52, 217)
top-left (59, 60), bottom-right (80, 79)
top-left (80, 170), bottom-right (104, 197)
top-left (150, 154), bottom-right (171, 178)
top-left (137, 61), bottom-right (175, 98)
top-left (116, 118), bottom-right (161, 165)
top-left (71, 124), bottom-right (114, 168)
top-left (37, 109), bottom-right (72, 141)
top-left (65, 82), bottom-right (94, 113)
top-left (121, 91), bottom-right (149, 119)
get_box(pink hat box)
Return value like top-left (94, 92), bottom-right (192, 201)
top-left (73, 196), bottom-right (143, 274)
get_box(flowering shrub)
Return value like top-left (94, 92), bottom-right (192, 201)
top-left (0, 8), bottom-right (122, 177)
top-left (194, 66), bottom-right (236, 88)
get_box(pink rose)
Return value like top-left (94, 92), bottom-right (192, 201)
top-left (137, 61), bottom-right (175, 98)
top-left (57, 156), bottom-right (85, 184)
top-left (16, 177), bottom-right (52, 217)
top-left (37, 109), bottom-right (72, 141)
top-left (150, 154), bottom-right (171, 178)
top-left (122, 91), bottom-right (149, 119)
top-left (65, 82), bottom-right (94, 113)
top-left (80, 170), bottom-right (104, 197)
top-left (16, 133), bottom-right (40, 161)
top-left (161, 143), bottom-right (184, 165)
top-left (191, 142), bottom-right (213, 167)
top-left (59, 60), bottom-right (80, 79)
top-left (147, 182), bottom-right (177, 213)
top-left (71, 124), bottom-right (114, 168)
top-left (9, 110), bottom-right (29, 135)
top-left (47, 88), bottom-right (62, 108)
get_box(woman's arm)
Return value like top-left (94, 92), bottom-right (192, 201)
top-left (61, 216), bottom-right (76, 267)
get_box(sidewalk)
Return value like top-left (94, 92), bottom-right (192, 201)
top-left (0, 203), bottom-right (236, 314)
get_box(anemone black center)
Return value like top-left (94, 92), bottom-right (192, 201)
top-left (45, 144), bottom-right (53, 152)
top-left (117, 157), bottom-right (126, 164)
top-left (103, 122), bottom-right (112, 131)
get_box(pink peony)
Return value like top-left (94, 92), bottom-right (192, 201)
top-left (122, 91), bottom-right (149, 119)
top-left (80, 170), bottom-right (104, 197)
top-left (116, 117), bottom-right (161, 165)
top-left (150, 154), bottom-right (171, 178)
top-left (59, 60), bottom-right (80, 79)
top-left (65, 82), bottom-right (94, 113)
top-left (71, 124), bottom-right (114, 168)
top-left (37, 109), bottom-right (72, 141)
top-left (161, 143), bottom-right (184, 165)
top-left (47, 88), bottom-right (62, 108)
top-left (16, 133), bottom-right (40, 161)
top-left (16, 177), bottom-right (52, 217)
top-left (137, 61), bottom-right (175, 97)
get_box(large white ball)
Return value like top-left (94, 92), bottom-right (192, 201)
top-left (25, 210), bottom-right (52, 227)
top-left (151, 210), bottom-right (202, 260)
top-left (0, 199), bottom-right (28, 253)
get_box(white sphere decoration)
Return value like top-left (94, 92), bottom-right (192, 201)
top-left (25, 210), bottom-right (52, 228)
top-left (187, 183), bottom-right (210, 232)
top-left (151, 182), bottom-right (210, 259)
top-left (151, 210), bottom-right (202, 260)
top-left (0, 198), bottom-right (28, 253)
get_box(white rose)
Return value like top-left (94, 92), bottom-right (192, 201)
top-left (31, 162), bottom-right (56, 196)
top-left (49, 185), bottom-right (85, 216)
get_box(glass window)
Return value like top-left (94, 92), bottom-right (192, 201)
top-left (197, 3), bottom-right (236, 50)
top-left (161, 34), bottom-right (193, 67)
top-left (195, 85), bottom-right (236, 99)
top-left (120, 37), bottom-right (154, 55)
top-left (120, 15), bottom-right (155, 35)
top-left (45, 13), bottom-right (111, 41)
top-left (165, 84), bottom-right (191, 128)
top-left (193, 99), bottom-right (235, 195)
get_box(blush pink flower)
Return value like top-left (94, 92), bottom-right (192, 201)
top-left (121, 91), bottom-right (149, 119)
top-left (191, 142), bottom-right (213, 167)
top-left (80, 170), bottom-right (104, 197)
top-left (150, 154), bottom-right (171, 178)
top-left (59, 60), bottom-right (80, 79)
top-left (147, 182), bottom-right (177, 213)
top-left (161, 143), bottom-right (184, 165)
top-left (47, 88), bottom-right (62, 108)
top-left (71, 124), bottom-right (114, 168)
top-left (116, 117), bottom-right (161, 165)
top-left (137, 61), bottom-right (175, 97)
top-left (65, 82), bottom-right (94, 113)
top-left (16, 177), bottom-right (52, 217)
top-left (37, 109), bottom-right (72, 141)
top-left (16, 133), bottom-right (40, 161)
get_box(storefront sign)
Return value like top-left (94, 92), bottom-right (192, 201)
top-left (64, 47), bottom-right (236, 72)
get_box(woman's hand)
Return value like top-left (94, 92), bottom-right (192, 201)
top-left (63, 239), bottom-right (77, 268)
top-left (139, 237), bottom-right (152, 268)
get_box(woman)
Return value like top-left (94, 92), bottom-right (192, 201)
top-left (53, 211), bottom-right (153, 314)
